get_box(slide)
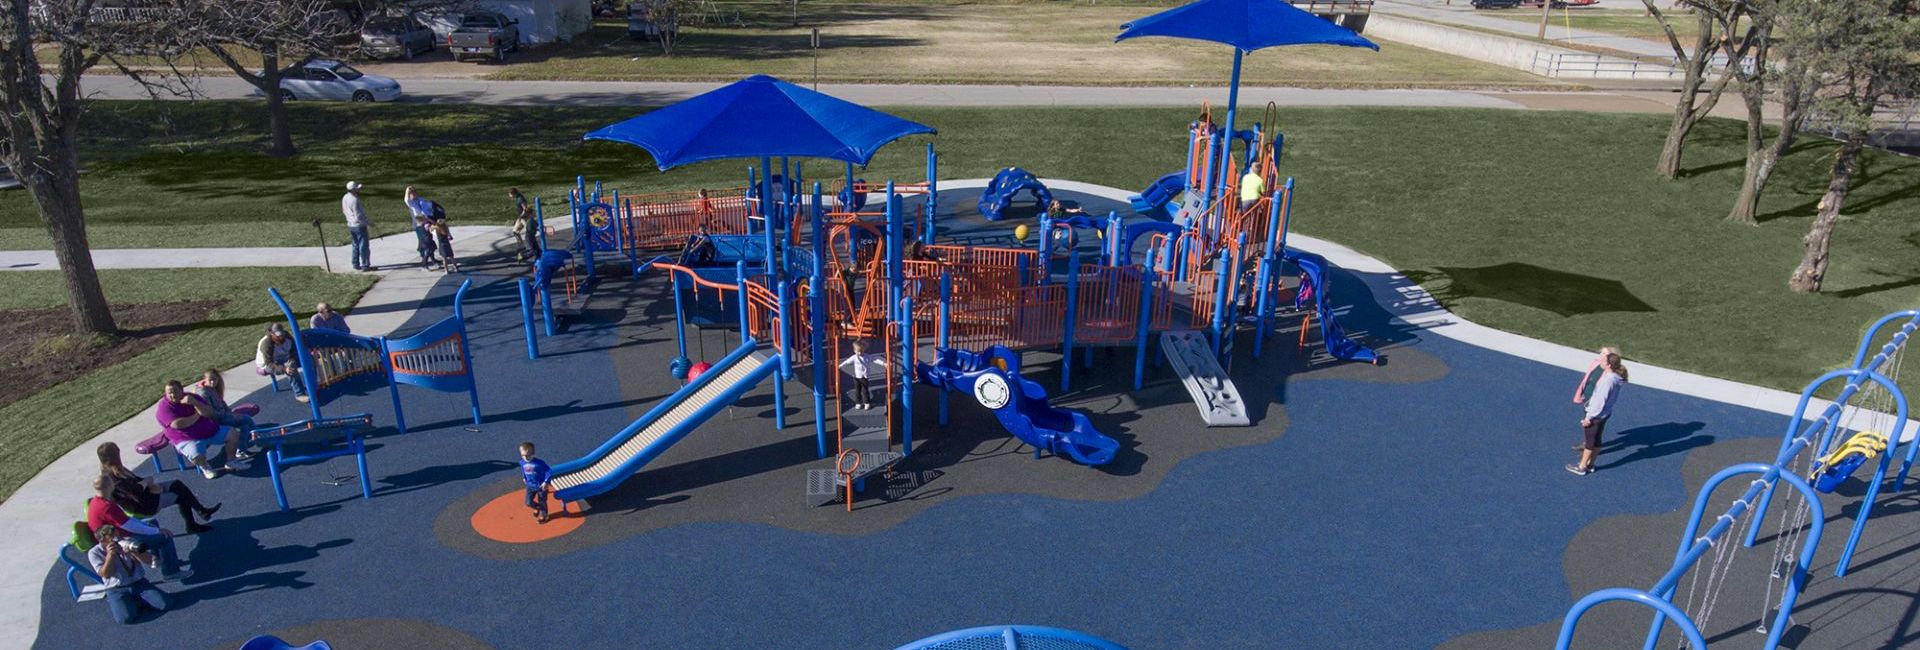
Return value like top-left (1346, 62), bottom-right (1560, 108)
top-left (1283, 249), bottom-right (1381, 365)
top-left (548, 341), bottom-right (781, 502)
top-left (1130, 171), bottom-right (1186, 216)
top-left (1159, 331), bottom-right (1250, 426)
top-left (917, 346), bottom-right (1119, 466)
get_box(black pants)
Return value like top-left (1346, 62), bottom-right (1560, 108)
top-left (413, 226), bottom-right (437, 263)
top-left (853, 377), bottom-right (872, 407)
top-left (125, 479), bottom-right (209, 524)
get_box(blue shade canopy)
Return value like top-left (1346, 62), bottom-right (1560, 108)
top-left (583, 74), bottom-right (935, 171)
top-left (1116, 0), bottom-right (1378, 51)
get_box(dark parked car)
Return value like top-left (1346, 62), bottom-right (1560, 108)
top-left (1471, 0), bottom-right (1523, 7)
top-left (448, 12), bottom-right (520, 64)
top-left (361, 16), bottom-right (437, 60)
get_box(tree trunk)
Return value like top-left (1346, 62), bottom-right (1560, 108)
top-left (1726, 87), bottom-right (1767, 225)
top-left (1787, 129), bottom-right (1869, 293)
top-left (20, 149), bottom-right (117, 334)
top-left (261, 55), bottom-right (296, 158)
top-left (1653, 11), bottom-right (1724, 180)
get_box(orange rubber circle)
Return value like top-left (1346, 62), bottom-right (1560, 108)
top-left (470, 490), bottom-right (583, 543)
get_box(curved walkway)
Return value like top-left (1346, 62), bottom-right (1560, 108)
top-left (0, 180), bottom-right (1858, 649)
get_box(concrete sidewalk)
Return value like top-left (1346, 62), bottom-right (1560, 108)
top-left (0, 226), bottom-right (518, 650)
top-left (0, 226), bottom-right (512, 272)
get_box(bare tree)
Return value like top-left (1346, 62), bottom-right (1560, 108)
top-left (636, 0), bottom-right (687, 56)
top-left (1644, 0), bottom-right (1753, 180)
top-left (1787, 0), bottom-right (1919, 292)
top-left (175, 0), bottom-right (351, 158)
top-left (0, 1), bottom-right (189, 335)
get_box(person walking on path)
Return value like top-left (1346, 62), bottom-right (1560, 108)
top-left (837, 341), bottom-right (888, 410)
top-left (404, 186), bottom-right (439, 268)
top-left (1567, 349), bottom-right (1628, 476)
top-left (509, 188), bottom-right (540, 262)
top-left (342, 181), bottom-right (372, 271)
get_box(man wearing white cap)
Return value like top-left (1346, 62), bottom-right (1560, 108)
top-left (342, 181), bottom-right (371, 271)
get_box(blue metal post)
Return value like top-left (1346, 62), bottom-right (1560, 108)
top-left (540, 271), bottom-right (555, 337)
top-left (745, 166), bottom-right (758, 237)
top-left (1134, 249), bottom-right (1157, 391)
top-left (381, 337), bottom-right (407, 433)
top-left (887, 184), bottom-right (903, 335)
top-left (1254, 190), bottom-right (1285, 359)
top-left (672, 272), bottom-right (688, 363)
top-left (534, 197), bottom-right (549, 253)
top-left (900, 295), bottom-right (914, 455)
top-left (1212, 48), bottom-right (1241, 233)
top-left (1062, 248), bottom-right (1079, 393)
top-left (518, 278), bottom-right (539, 360)
top-left (1210, 250), bottom-right (1231, 360)
top-left (810, 183), bottom-right (829, 458)
top-left (924, 143), bottom-right (938, 245)
top-left (773, 280), bottom-right (791, 430)
top-left (938, 272), bottom-right (952, 426)
top-left (844, 161), bottom-right (855, 210)
top-left (760, 157), bottom-right (774, 239)
top-left (266, 288), bottom-right (326, 422)
top-left (1036, 214), bottom-right (1052, 281)
top-left (1275, 177), bottom-right (1296, 253)
top-left (452, 279), bottom-right (482, 426)
top-left (735, 261), bottom-right (750, 337)
top-left (1107, 211), bottom-right (1123, 265)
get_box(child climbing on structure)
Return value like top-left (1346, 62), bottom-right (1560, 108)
top-left (838, 340), bottom-right (889, 411)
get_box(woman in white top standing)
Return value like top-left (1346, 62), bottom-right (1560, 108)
top-left (837, 340), bottom-right (889, 410)
top-left (1567, 349), bottom-right (1628, 476)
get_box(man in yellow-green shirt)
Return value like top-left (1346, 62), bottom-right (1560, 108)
top-left (1239, 170), bottom-right (1266, 211)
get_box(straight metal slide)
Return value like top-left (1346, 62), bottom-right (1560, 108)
top-left (549, 340), bottom-right (779, 502)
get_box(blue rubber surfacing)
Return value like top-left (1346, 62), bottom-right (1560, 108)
top-left (32, 208), bottom-right (1786, 649)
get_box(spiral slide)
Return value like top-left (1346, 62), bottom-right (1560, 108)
top-left (917, 346), bottom-right (1118, 466)
top-left (1285, 249), bottom-right (1381, 365)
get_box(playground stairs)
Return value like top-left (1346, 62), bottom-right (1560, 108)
top-left (806, 406), bottom-right (904, 507)
top-left (1160, 331), bottom-right (1250, 427)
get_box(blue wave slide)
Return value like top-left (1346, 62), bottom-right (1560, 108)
top-left (548, 340), bottom-right (781, 502)
top-left (1129, 170), bottom-right (1186, 217)
top-left (1283, 249), bottom-right (1380, 364)
top-left (918, 346), bottom-right (1118, 466)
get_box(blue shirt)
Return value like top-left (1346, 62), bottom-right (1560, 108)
top-left (521, 458), bottom-right (551, 489)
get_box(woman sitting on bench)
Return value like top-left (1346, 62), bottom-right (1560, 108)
top-left (97, 442), bottom-right (218, 534)
top-left (192, 368), bottom-right (256, 436)
top-left (157, 379), bottom-right (249, 479)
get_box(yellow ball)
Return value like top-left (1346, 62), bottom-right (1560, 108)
top-left (1013, 224), bottom-right (1030, 241)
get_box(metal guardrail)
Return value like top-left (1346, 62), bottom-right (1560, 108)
top-left (28, 4), bottom-right (173, 24)
top-left (1286, 0), bottom-right (1375, 13)
top-left (1529, 52), bottom-right (1683, 79)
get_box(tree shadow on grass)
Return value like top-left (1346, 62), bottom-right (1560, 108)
top-left (1402, 263), bottom-right (1656, 317)
top-left (1754, 160), bottom-right (1920, 224)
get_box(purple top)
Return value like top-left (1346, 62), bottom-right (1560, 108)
top-left (156, 394), bottom-right (219, 444)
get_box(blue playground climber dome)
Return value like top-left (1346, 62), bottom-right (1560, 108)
top-left (894, 625), bottom-right (1129, 650)
top-left (978, 167), bottom-right (1053, 221)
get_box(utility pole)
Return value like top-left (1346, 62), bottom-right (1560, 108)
top-left (811, 28), bottom-right (820, 91)
top-left (1536, 0), bottom-right (1551, 39)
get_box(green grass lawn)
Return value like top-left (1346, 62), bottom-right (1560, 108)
top-left (485, 2), bottom-right (1552, 87)
top-left (0, 268), bottom-right (374, 499)
top-left (3, 100), bottom-right (1919, 499)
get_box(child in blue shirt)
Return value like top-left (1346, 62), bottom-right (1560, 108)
top-left (519, 442), bottom-right (552, 523)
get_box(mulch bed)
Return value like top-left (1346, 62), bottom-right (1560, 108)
top-left (0, 300), bottom-right (227, 410)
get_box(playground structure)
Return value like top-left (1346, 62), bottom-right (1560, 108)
top-left (977, 167), bottom-right (1052, 221)
top-left (267, 280), bottom-right (483, 433)
top-left (893, 625), bottom-right (1129, 650)
top-left (1559, 309), bottom-right (1918, 650)
top-left (519, 94), bottom-right (1388, 511)
top-left (248, 414), bottom-right (376, 512)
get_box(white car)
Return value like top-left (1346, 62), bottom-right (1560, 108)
top-left (276, 59), bottom-right (403, 102)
